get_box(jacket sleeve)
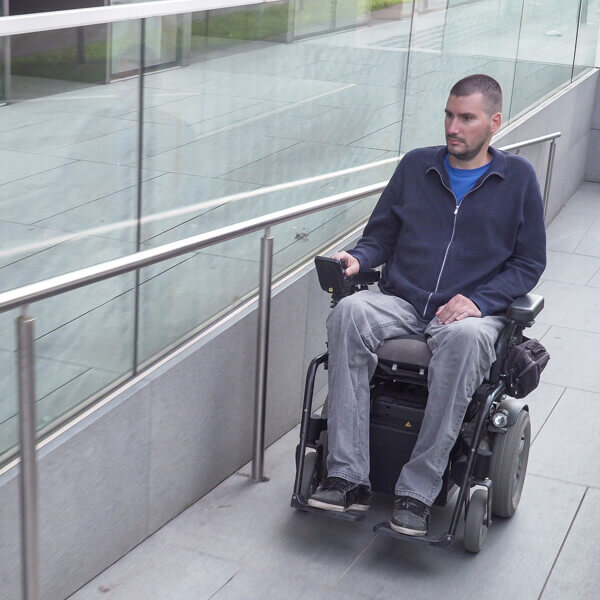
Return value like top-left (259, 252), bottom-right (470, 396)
top-left (346, 160), bottom-right (404, 270)
top-left (469, 168), bottom-right (546, 317)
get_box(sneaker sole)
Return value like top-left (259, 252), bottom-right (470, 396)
top-left (389, 521), bottom-right (427, 536)
top-left (307, 499), bottom-right (370, 513)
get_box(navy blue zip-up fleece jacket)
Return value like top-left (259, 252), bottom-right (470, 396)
top-left (348, 145), bottom-right (546, 321)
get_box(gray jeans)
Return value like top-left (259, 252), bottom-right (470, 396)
top-left (325, 289), bottom-right (505, 506)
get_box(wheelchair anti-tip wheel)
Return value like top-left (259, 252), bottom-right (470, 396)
top-left (489, 409), bottom-right (531, 517)
top-left (464, 489), bottom-right (488, 553)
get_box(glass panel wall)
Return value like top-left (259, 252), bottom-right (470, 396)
top-left (574, 0), bottom-right (600, 76)
top-left (0, 0), bottom-right (598, 459)
top-left (509, 0), bottom-right (582, 119)
top-left (135, 1), bottom-right (404, 364)
top-left (0, 21), bottom-right (142, 459)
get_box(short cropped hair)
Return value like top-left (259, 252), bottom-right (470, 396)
top-left (450, 74), bottom-right (502, 116)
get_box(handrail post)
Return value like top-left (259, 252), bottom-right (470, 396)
top-left (17, 306), bottom-right (39, 600)
top-left (252, 227), bottom-right (273, 482)
top-left (543, 138), bottom-right (557, 220)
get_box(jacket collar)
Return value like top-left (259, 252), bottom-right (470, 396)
top-left (426, 145), bottom-right (507, 188)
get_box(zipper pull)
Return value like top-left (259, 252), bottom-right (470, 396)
top-left (454, 205), bottom-right (459, 215)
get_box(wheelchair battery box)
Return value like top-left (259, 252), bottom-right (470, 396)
top-left (371, 390), bottom-right (424, 433)
top-left (369, 388), bottom-right (453, 505)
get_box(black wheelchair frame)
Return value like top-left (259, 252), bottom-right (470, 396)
top-left (291, 257), bottom-right (544, 552)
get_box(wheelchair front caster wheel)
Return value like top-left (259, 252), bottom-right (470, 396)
top-left (464, 489), bottom-right (488, 553)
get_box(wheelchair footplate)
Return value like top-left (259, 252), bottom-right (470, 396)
top-left (373, 521), bottom-right (453, 547)
top-left (292, 494), bottom-right (367, 521)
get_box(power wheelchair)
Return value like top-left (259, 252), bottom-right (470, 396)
top-left (291, 256), bottom-right (544, 553)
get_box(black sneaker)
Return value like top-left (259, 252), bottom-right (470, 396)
top-left (390, 496), bottom-right (430, 536)
top-left (308, 477), bottom-right (371, 513)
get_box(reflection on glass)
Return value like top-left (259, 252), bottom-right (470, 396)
top-left (509, 0), bottom-right (582, 119)
top-left (401, 0), bottom-right (523, 151)
top-left (0, 21), bottom-right (143, 457)
top-left (0, 0), bottom-right (595, 458)
top-left (136, 3), bottom-right (408, 366)
top-left (574, 0), bottom-right (600, 74)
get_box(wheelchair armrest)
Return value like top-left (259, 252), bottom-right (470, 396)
top-left (347, 270), bottom-right (381, 287)
top-left (505, 294), bottom-right (544, 324)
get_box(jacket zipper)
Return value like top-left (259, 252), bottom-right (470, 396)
top-left (422, 171), bottom-right (490, 319)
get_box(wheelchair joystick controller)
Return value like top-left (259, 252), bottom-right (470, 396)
top-left (314, 255), bottom-right (381, 308)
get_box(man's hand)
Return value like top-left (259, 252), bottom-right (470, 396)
top-left (436, 294), bottom-right (481, 324)
top-left (332, 251), bottom-right (361, 276)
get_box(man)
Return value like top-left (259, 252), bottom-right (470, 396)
top-left (307, 74), bottom-right (546, 537)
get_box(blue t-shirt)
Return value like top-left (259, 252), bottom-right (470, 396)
top-left (444, 155), bottom-right (491, 205)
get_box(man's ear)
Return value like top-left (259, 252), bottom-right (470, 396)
top-left (490, 111), bottom-right (502, 134)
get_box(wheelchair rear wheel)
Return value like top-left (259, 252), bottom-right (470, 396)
top-left (490, 409), bottom-right (531, 517)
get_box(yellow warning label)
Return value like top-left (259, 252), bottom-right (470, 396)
top-left (405, 421), bottom-right (412, 428)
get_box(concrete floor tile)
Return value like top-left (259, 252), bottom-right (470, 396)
top-left (541, 488), bottom-right (600, 600)
top-left (143, 66), bottom-right (223, 91)
top-left (51, 121), bottom-right (197, 165)
top-left (336, 475), bottom-right (584, 600)
top-left (529, 387), bottom-right (600, 488)
top-left (0, 150), bottom-right (72, 186)
top-left (36, 288), bottom-right (136, 375)
top-left (136, 253), bottom-right (260, 364)
top-left (191, 71), bottom-right (352, 104)
top-left (36, 172), bottom-right (256, 244)
top-left (69, 537), bottom-right (240, 600)
top-left (527, 382), bottom-right (566, 442)
top-left (0, 113), bottom-right (134, 154)
top-left (574, 218), bottom-right (600, 257)
top-left (0, 234), bottom-right (135, 328)
top-left (210, 566), bottom-right (374, 600)
top-left (541, 250), bottom-right (600, 285)
top-left (0, 221), bottom-right (74, 271)
top-left (539, 326), bottom-right (600, 392)
top-left (586, 266), bottom-right (600, 287)
top-left (560, 181), bottom-right (600, 216)
top-left (223, 141), bottom-right (385, 186)
top-left (317, 84), bottom-right (404, 110)
top-left (526, 319), bottom-right (552, 340)
top-left (131, 93), bottom-right (265, 127)
top-left (351, 122), bottom-right (402, 152)
top-left (545, 209), bottom-right (593, 252)
top-left (143, 129), bottom-right (299, 178)
top-left (153, 427), bottom-right (383, 586)
top-left (20, 80), bottom-right (188, 119)
top-left (533, 280), bottom-right (600, 334)
top-left (276, 60), bottom-right (367, 83)
top-left (0, 163), bottom-right (149, 226)
top-left (0, 105), bottom-right (51, 133)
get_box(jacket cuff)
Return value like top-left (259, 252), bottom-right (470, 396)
top-left (347, 249), bottom-right (369, 271)
top-left (469, 294), bottom-right (487, 317)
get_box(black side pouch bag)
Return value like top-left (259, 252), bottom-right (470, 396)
top-left (505, 336), bottom-right (550, 398)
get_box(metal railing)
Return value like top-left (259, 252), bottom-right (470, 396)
top-left (0, 131), bottom-right (560, 600)
top-left (0, 0), bottom-right (281, 36)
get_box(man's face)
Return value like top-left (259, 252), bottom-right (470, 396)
top-left (444, 93), bottom-right (499, 162)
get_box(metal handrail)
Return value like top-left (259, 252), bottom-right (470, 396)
top-left (0, 182), bottom-right (385, 313)
top-left (0, 133), bottom-right (561, 313)
top-left (6, 131), bottom-right (560, 600)
top-left (0, 0), bottom-right (280, 36)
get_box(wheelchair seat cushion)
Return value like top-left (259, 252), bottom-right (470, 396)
top-left (376, 335), bottom-right (432, 368)
top-left (375, 334), bottom-right (491, 380)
